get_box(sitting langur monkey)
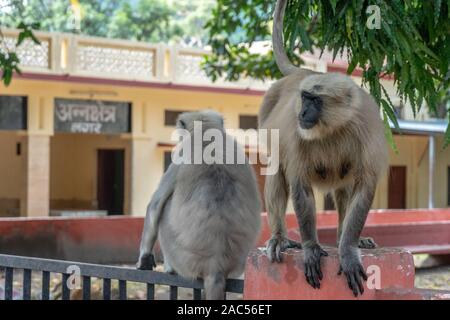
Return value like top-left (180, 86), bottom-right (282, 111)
top-left (261, 0), bottom-right (388, 296)
top-left (137, 110), bottom-right (261, 300)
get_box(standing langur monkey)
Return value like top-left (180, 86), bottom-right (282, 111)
top-left (137, 110), bottom-right (261, 300)
top-left (260, 0), bottom-right (388, 296)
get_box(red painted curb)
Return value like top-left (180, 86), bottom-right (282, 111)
top-left (244, 247), bottom-right (415, 300)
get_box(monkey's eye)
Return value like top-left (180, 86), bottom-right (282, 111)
top-left (301, 91), bottom-right (315, 101)
top-left (312, 85), bottom-right (323, 91)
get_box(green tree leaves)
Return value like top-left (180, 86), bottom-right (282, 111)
top-left (203, 0), bottom-right (450, 144)
top-left (0, 51), bottom-right (20, 86)
top-left (0, 22), bottom-right (40, 86)
top-left (16, 22), bottom-right (41, 46)
top-left (0, 0), bottom-right (215, 45)
top-left (0, 0), bottom-right (215, 86)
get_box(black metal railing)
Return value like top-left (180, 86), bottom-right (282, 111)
top-left (0, 254), bottom-right (244, 300)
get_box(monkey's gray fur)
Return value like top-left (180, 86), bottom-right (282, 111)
top-left (137, 110), bottom-right (261, 300)
top-left (260, 0), bottom-right (388, 296)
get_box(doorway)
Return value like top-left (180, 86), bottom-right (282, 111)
top-left (388, 165), bottom-right (407, 209)
top-left (97, 149), bottom-right (125, 215)
top-left (324, 193), bottom-right (335, 210)
top-left (448, 167), bottom-right (450, 206)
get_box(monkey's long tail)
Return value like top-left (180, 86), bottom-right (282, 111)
top-left (272, 0), bottom-right (301, 76)
top-left (203, 273), bottom-right (226, 300)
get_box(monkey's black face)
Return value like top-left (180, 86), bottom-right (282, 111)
top-left (299, 91), bottom-right (322, 129)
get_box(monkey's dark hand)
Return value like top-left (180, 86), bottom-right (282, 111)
top-left (358, 237), bottom-right (377, 249)
top-left (266, 235), bottom-right (302, 263)
top-left (337, 237), bottom-right (377, 249)
top-left (338, 250), bottom-right (367, 297)
top-left (303, 243), bottom-right (328, 289)
top-left (136, 253), bottom-right (156, 270)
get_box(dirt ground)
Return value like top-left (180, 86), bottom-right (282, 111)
top-left (1, 256), bottom-right (449, 299)
top-left (413, 254), bottom-right (450, 291)
top-left (415, 266), bottom-right (450, 291)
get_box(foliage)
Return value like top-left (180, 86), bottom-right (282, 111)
top-left (0, 0), bottom-right (214, 43)
top-left (0, 0), bottom-right (215, 86)
top-left (106, 0), bottom-right (182, 43)
top-left (203, 0), bottom-right (450, 145)
top-left (0, 21), bottom-right (40, 85)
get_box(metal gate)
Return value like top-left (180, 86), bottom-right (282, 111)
top-left (0, 254), bottom-right (244, 300)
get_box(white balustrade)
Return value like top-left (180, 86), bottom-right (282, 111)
top-left (1, 28), bottom-right (325, 90)
top-left (1, 29), bottom-right (51, 71)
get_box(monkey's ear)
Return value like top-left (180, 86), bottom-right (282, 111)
top-left (346, 90), bottom-right (353, 100)
top-left (177, 119), bottom-right (186, 129)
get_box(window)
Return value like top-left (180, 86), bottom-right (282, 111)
top-left (165, 110), bottom-right (186, 126)
top-left (239, 115), bottom-right (258, 130)
top-left (0, 95), bottom-right (27, 130)
top-left (164, 151), bottom-right (172, 172)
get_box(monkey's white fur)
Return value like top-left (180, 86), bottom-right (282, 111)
top-left (261, 0), bottom-right (388, 296)
top-left (137, 110), bottom-right (261, 300)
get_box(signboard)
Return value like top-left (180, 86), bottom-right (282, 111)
top-left (54, 98), bottom-right (131, 134)
top-left (0, 96), bottom-right (27, 130)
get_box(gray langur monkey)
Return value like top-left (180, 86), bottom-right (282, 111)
top-left (136, 110), bottom-right (261, 300)
top-left (260, 0), bottom-right (388, 296)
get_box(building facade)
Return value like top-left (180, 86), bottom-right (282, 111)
top-left (0, 29), bottom-right (448, 217)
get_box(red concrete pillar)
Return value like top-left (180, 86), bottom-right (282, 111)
top-left (244, 247), bottom-right (415, 300)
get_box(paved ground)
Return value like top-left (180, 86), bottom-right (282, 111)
top-left (415, 266), bottom-right (450, 291)
top-left (413, 254), bottom-right (450, 291)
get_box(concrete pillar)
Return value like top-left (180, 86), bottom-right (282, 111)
top-left (21, 134), bottom-right (50, 217)
top-left (20, 95), bottom-right (53, 217)
top-left (428, 135), bottom-right (435, 209)
top-left (244, 247), bottom-right (415, 300)
top-left (129, 100), bottom-right (160, 216)
top-left (130, 137), bottom-right (154, 216)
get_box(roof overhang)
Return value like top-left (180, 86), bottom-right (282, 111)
top-left (390, 119), bottom-right (448, 136)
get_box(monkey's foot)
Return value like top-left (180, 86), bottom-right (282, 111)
top-left (164, 262), bottom-right (177, 274)
top-left (338, 253), bottom-right (367, 297)
top-left (303, 244), bottom-right (328, 289)
top-left (337, 237), bottom-right (377, 249)
top-left (358, 237), bottom-right (377, 249)
top-left (136, 253), bottom-right (156, 270)
top-left (266, 235), bottom-right (302, 263)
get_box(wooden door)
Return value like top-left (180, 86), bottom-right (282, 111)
top-left (97, 149), bottom-right (125, 215)
top-left (388, 166), bottom-right (407, 209)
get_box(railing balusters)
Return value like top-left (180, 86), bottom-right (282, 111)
top-left (0, 254), bottom-right (244, 300)
top-left (42, 271), bottom-right (50, 300)
top-left (5, 267), bottom-right (13, 300)
top-left (146, 283), bottom-right (155, 300)
top-left (103, 278), bottom-right (111, 300)
top-left (62, 273), bottom-right (70, 300)
top-left (119, 280), bottom-right (127, 300)
top-left (193, 288), bottom-right (202, 300)
top-left (170, 286), bottom-right (178, 300)
top-left (82, 276), bottom-right (91, 300)
top-left (23, 269), bottom-right (32, 300)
